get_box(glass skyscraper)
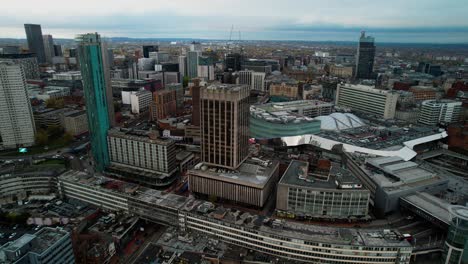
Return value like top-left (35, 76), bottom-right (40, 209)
top-left (443, 206), bottom-right (468, 264)
top-left (76, 33), bottom-right (114, 171)
top-left (24, 24), bottom-right (46, 64)
top-left (355, 31), bottom-right (376, 79)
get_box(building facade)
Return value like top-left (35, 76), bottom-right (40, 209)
top-left (150, 89), bottom-right (177, 121)
top-left (64, 110), bottom-right (89, 136)
top-left (187, 51), bottom-right (200, 78)
top-left (200, 84), bottom-right (250, 169)
top-left (276, 160), bottom-right (370, 220)
top-left (418, 100), bottom-right (462, 126)
top-left (0, 62), bottom-right (36, 150)
top-left (42, 34), bottom-right (54, 64)
top-left (0, 53), bottom-right (40, 80)
top-left (24, 24), bottom-right (46, 64)
top-left (130, 90), bottom-right (152, 114)
top-left (335, 84), bottom-right (399, 119)
top-left (355, 31), bottom-right (376, 79)
top-left (0, 227), bottom-right (75, 264)
top-left (77, 33), bottom-right (114, 171)
top-left (238, 70), bottom-right (266, 91)
top-left (443, 206), bottom-right (468, 264)
top-left (107, 128), bottom-right (177, 187)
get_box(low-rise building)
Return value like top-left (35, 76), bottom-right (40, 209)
top-left (188, 158), bottom-right (279, 207)
top-left (0, 227), bottom-right (74, 264)
top-left (276, 160), bottom-right (370, 220)
top-left (63, 110), bottom-right (88, 136)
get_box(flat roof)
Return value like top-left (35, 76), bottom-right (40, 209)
top-left (401, 192), bottom-right (450, 225)
top-left (189, 158), bottom-right (279, 189)
top-left (279, 160), bottom-right (364, 190)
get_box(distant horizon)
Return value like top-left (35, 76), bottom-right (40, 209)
top-left (2, 34), bottom-right (468, 46)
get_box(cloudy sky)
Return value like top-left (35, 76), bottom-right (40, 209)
top-left (2, 0), bottom-right (468, 43)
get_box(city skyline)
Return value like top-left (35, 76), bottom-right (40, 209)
top-left (1, 0), bottom-right (468, 43)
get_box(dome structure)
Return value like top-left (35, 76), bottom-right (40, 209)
top-left (314, 113), bottom-right (365, 131)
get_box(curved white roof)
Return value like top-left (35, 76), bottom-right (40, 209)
top-left (315, 113), bottom-right (365, 131)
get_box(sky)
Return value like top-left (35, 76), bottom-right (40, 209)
top-left (2, 0), bottom-right (468, 43)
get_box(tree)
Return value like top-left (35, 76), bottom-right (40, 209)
top-left (35, 129), bottom-right (49, 146)
top-left (47, 125), bottom-right (63, 137)
top-left (45, 98), bottom-right (65, 109)
top-left (63, 132), bottom-right (74, 144)
top-left (183, 76), bottom-right (190, 88)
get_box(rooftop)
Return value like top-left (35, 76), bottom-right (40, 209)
top-left (279, 160), bottom-right (364, 190)
top-left (250, 105), bottom-right (319, 125)
top-left (59, 170), bottom-right (410, 248)
top-left (108, 127), bottom-right (174, 146)
top-left (205, 83), bottom-right (249, 92)
top-left (189, 158), bottom-right (279, 188)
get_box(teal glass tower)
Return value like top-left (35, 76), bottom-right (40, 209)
top-left (76, 33), bottom-right (114, 171)
top-left (443, 206), bottom-right (468, 264)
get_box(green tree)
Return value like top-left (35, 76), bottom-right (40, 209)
top-left (63, 132), bottom-right (74, 144)
top-left (183, 76), bottom-right (190, 88)
top-left (47, 125), bottom-right (63, 137)
top-left (35, 129), bottom-right (49, 146)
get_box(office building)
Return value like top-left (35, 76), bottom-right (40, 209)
top-left (189, 158), bottom-right (279, 207)
top-left (269, 79), bottom-right (299, 100)
top-left (0, 62), bottom-right (36, 150)
top-left (53, 44), bottom-right (62, 56)
top-left (418, 99), bottom-right (462, 126)
top-left (0, 46), bottom-right (20, 54)
top-left (276, 160), bottom-right (370, 220)
top-left (149, 51), bottom-right (170, 64)
top-left (187, 51), bottom-right (200, 78)
top-left (224, 53), bottom-right (242, 72)
top-left (0, 53), bottom-right (40, 79)
top-left (138, 58), bottom-right (155, 71)
top-left (200, 84), bottom-right (250, 169)
top-left (52, 71), bottom-right (82, 81)
top-left (0, 227), bottom-right (74, 264)
top-left (42, 34), bottom-right (54, 64)
top-left (64, 110), bottom-right (88, 136)
top-left (166, 83), bottom-right (184, 111)
top-left (142, 45), bottom-right (158, 58)
top-left (191, 79), bottom-right (202, 126)
top-left (335, 84), bottom-right (399, 119)
top-left (178, 55), bottom-right (187, 77)
top-left (355, 31), bottom-right (376, 79)
top-left (442, 206), bottom-right (468, 264)
top-left (107, 128), bottom-right (178, 187)
top-left (238, 70), bottom-right (266, 91)
top-left (24, 24), bottom-right (46, 64)
top-left (130, 90), bottom-right (152, 114)
top-left (150, 89), bottom-right (177, 120)
top-left (330, 64), bottom-right (354, 78)
top-left (76, 33), bottom-right (114, 171)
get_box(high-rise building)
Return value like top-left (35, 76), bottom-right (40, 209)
top-left (418, 100), bottom-right (462, 126)
top-left (53, 44), bottom-right (63, 57)
top-left (190, 41), bottom-right (202, 52)
top-left (178, 55), bottom-right (187, 78)
top-left (335, 84), bottom-right (399, 119)
top-left (76, 33), bottom-right (115, 171)
top-left (42, 34), bottom-right (54, 64)
top-left (355, 31), bottom-right (376, 79)
top-left (442, 206), bottom-right (468, 264)
top-left (224, 53), bottom-right (242, 72)
top-left (187, 51), bottom-right (200, 78)
top-left (150, 89), bottom-right (177, 121)
top-left (0, 53), bottom-right (40, 79)
top-left (24, 24), bottom-right (46, 64)
top-left (191, 79), bottom-right (202, 126)
top-left (0, 62), bottom-right (36, 150)
top-left (201, 84), bottom-right (250, 169)
top-left (142, 45), bottom-right (158, 58)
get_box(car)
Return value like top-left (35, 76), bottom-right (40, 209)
top-left (9, 233), bottom-right (16, 239)
top-left (34, 226), bottom-right (40, 231)
top-left (12, 225), bottom-right (18, 230)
